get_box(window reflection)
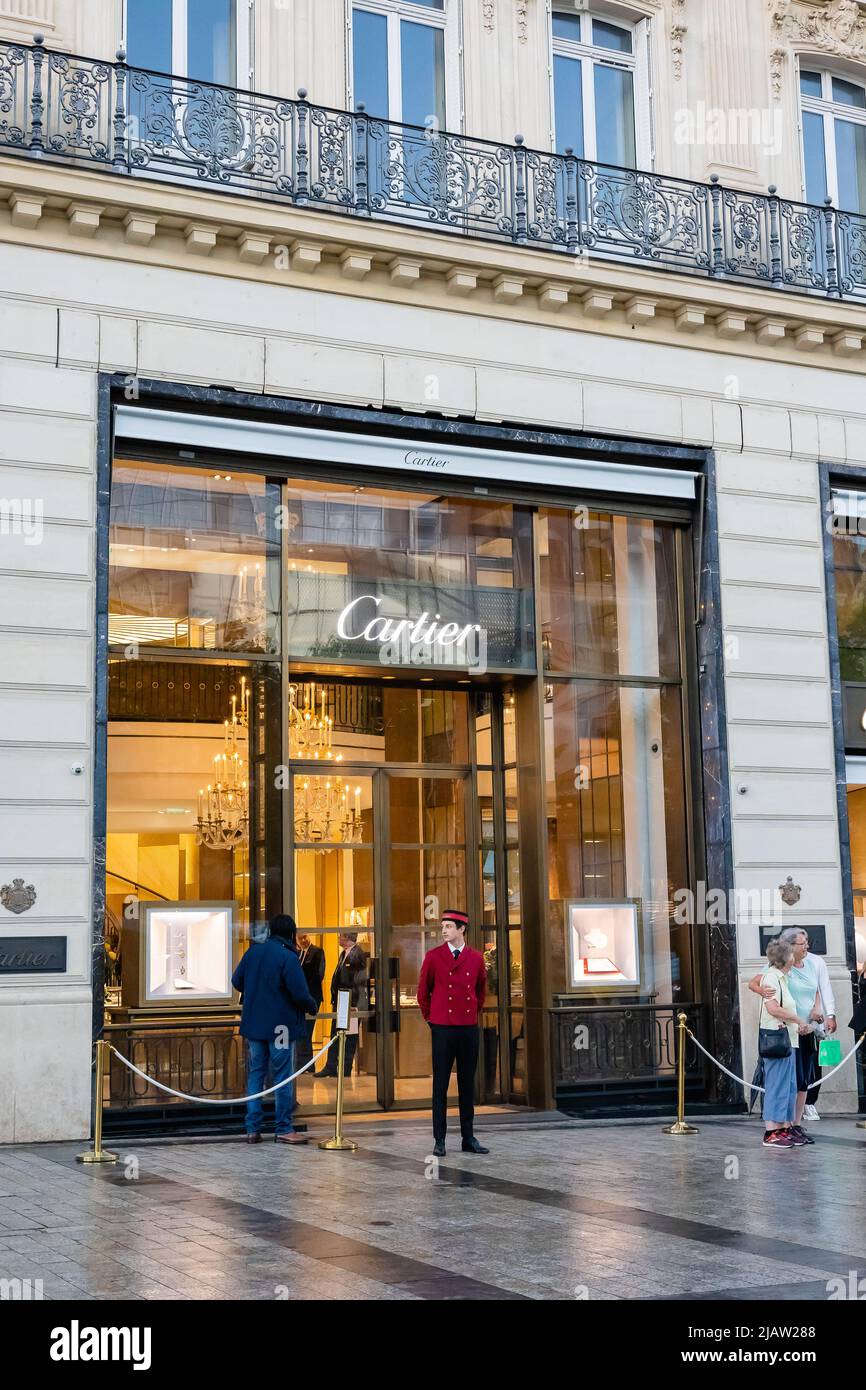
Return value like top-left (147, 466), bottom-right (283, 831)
top-left (284, 480), bottom-right (534, 672)
top-left (538, 509), bottom-right (679, 678)
top-left (109, 461), bottom-right (280, 653)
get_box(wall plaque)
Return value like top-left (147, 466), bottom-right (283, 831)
top-left (0, 936), bottom-right (67, 974)
top-left (758, 925), bottom-right (827, 956)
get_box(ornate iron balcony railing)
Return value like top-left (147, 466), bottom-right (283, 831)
top-left (2, 35), bottom-right (865, 302)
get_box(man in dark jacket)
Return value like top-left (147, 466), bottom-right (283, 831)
top-left (231, 914), bottom-right (317, 1145)
top-left (318, 932), bottom-right (368, 1078)
top-left (296, 933), bottom-right (325, 1068)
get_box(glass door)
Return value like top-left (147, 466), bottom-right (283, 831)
top-left (291, 767), bottom-right (381, 1113)
top-left (288, 678), bottom-right (489, 1113)
top-left (383, 769), bottom-right (475, 1108)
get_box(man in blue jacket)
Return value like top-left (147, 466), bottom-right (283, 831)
top-left (232, 914), bottom-right (317, 1145)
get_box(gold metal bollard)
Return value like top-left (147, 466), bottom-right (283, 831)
top-left (662, 1011), bottom-right (699, 1135)
top-left (76, 1039), bottom-right (118, 1164)
top-left (318, 1031), bottom-right (357, 1152)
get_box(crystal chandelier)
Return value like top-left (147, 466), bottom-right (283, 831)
top-left (288, 680), bottom-right (341, 761)
top-left (294, 776), bottom-right (364, 846)
top-left (196, 677), bottom-right (250, 850)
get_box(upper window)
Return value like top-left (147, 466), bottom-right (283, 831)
top-left (552, 7), bottom-right (639, 167)
top-left (351, 0), bottom-right (451, 129)
top-left (800, 66), bottom-right (866, 214)
top-left (125, 0), bottom-right (245, 86)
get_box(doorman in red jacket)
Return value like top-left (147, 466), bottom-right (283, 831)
top-left (416, 909), bottom-right (490, 1157)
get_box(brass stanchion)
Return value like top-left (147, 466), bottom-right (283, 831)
top-left (318, 1030), bottom-right (357, 1152)
top-left (662, 1010), bottom-right (699, 1135)
top-left (76, 1039), bottom-right (118, 1164)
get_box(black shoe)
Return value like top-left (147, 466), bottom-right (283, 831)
top-left (461, 1137), bottom-right (490, 1154)
top-left (432, 1141), bottom-right (446, 1157)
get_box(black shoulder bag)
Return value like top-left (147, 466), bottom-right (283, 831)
top-left (758, 980), bottom-right (792, 1059)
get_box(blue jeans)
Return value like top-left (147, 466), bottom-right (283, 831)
top-left (245, 1038), bottom-right (297, 1136)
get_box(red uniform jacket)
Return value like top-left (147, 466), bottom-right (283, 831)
top-left (417, 942), bottom-right (486, 1026)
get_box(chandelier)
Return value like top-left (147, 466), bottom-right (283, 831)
top-left (288, 680), bottom-right (342, 761)
top-left (294, 776), bottom-right (364, 846)
top-left (196, 676), bottom-right (250, 850)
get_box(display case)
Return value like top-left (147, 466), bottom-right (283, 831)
top-left (124, 902), bottom-right (236, 1011)
top-left (565, 899), bottom-right (643, 994)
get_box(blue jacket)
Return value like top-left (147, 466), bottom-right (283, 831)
top-left (232, 939), bottom-right (317, 1043)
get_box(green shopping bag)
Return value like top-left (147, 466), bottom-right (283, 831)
top-left (818, 1037), bottom-right (842, 1067)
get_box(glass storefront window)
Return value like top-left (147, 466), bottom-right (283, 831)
top-left (538, 509), bottom-right (680, 677)
top-left (847, 786), bottom-right (866, 978)
top-left (544, 678), bottom-right (690, 1002)
top-left (105, 657), bottom-right (281, 1009)
top-left (109, 461), bottom-right (280, 654)
top-left (284, 480), bottom-right (534, 672)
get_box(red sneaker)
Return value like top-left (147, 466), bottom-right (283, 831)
top-left (762, 1128), bottom-right (795, 1149)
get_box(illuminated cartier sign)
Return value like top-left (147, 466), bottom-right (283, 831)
top-left (336, 595), bottom-right (481, 650)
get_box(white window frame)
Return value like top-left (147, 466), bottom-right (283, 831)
top-left (549, 5), bottom-right (650, 168)
top-left (347, 0), bottom-right (460, 131)
top-left (798, 61), bottom-right (866, 210)
top-left (122, 0), bottom-right (251, 89)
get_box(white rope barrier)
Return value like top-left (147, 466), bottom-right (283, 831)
top-left (108, 1035), bottom-right (337, 1105)
top-left (686, 1028), bottom-right (865, 1097)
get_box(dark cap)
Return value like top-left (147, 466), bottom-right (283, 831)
top-left (441, 908), bottom-right (469, 930)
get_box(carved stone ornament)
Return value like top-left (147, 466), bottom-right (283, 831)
top-left (0, 878), bottom-right (37, 915)
top-left (671, 0), bottom-right (688, 80)
top-left (483, 0), bottom-right (495, 32)
top-left (779, 875), bottom-right (802, 906)
top-left (769, 0), bottom-right (866, 98)
top-left (516, 0), bottom-right (528, 44)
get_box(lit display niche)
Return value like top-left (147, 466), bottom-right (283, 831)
top-left (565, 900), bottom-right (642, 994)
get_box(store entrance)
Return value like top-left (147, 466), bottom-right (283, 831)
top-left (291, 676), bottom-right (522, 1115)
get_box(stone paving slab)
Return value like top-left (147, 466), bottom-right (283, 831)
top-left (0, 1114), bottom-right (863, 1301)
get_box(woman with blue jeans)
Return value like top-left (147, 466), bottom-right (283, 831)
top-left (231, 914), bottom-right (317, 1145)
top-left (759, 938), bottom-right (814, 1150)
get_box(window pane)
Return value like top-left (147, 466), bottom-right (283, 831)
top-left (538, 510), bottom-right (680, 678)
top-left (353, 7), bottom-right (389, 117)
top-left (127, 0), bottom-right (172, 73)
top-left (553, 54), bottom-right (584, 155)
top-left (594, 63), bottom-right (636, 166)
top-left (552, 12), bottom-right (583, 42)
top-left (283, 480), bottom-right (535, 673)
top-left (544, 680), bottom-right (691, 1002)
top-left (592, 18), bottom-right (632, 53)
top-left (106, 658), bottom-right (282, 1002)
top-left (832, 77), bottom-right (866, 110)
top-left (389, 848), bottom-right (467, 927)
top-left (188, 0), bottom-right (236, 85)
top-left (293, 775), bottom-right (372, 845)
top-left (389, 776), bottom-right (465, 845)
top-left (803, 110), bottom-right (828, 204)
top-left (109, 461), bottom-right (280, 654)
top-left (401, 20), bottom-right (446, 129)
top-left (800, 69), bottom-right (823, 98)
top-left (835, 117), bottom-right (866, 213)
top-left (294, 849), bottom-right (375, 931)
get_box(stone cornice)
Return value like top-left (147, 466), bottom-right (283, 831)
top-left (1, 154), bottom-right (864, 373)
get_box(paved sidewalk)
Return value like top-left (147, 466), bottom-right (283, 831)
top-left (1, 1114), bottom-right (864, 1301)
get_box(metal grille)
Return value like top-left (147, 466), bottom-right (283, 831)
top-left (551, 1002), bottom-right (704, 1088)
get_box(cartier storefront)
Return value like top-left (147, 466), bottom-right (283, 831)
top-left (100, 398), bottom-right (712, 1131)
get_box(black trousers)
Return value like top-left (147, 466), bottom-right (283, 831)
top-left (320, 1018), bottom-right (358, 1076)
top-left (431, 1023), bottom-right (479, 1142)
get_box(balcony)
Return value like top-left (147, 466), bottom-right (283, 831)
top-left (2, 35), bottom-right (866, 304)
